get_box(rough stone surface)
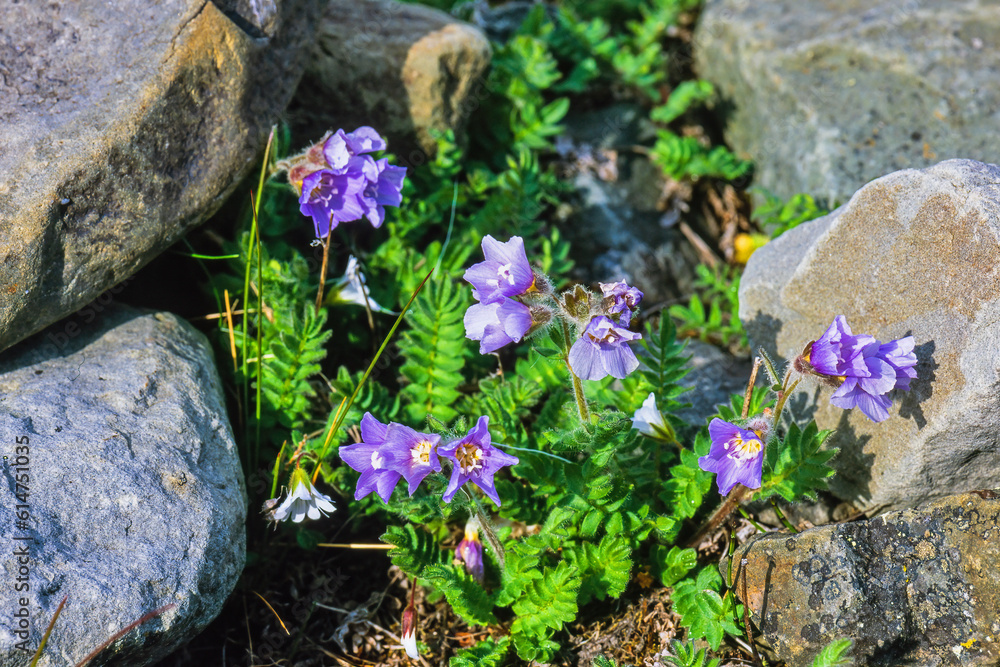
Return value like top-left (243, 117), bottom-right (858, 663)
top-left (559, 104), bottom-right (703, 308)
top-left (290, 0), bottom-right (491, 158)
top-left (675, 340), bottom-right (753, 427)
top-left (740, 159), bottom-right (1000, 511)
top-left (0, 0), bottom-right (322, 355)
top-left (731, 491), bottom-right (1000, 667)
top-left (695, 0), bottom-right (1000, 204)
top-left (0, 305), bottom-right (246, 666)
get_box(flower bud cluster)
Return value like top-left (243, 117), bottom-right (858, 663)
top-left (278, 127), bottom-right (406, 238)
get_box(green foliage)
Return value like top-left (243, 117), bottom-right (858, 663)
top-left (423, 564), bottom-right (498, 626)
top-left (653, 545), bottom-right (697, 587)
top-left (661, 639), bottom-right (720, 667)
top-left (669, 264), bottom-right (745, 349)
top-left (651, 133), bottom-right (752, 182)
top-left (256, 301), bottom-right (331, 435)
top-left (593, 657), bottom-right (620, 667)
top-left (382, 524), bottom-right (448, 578)
top-left (450, 637), bottom-right (510, 667)
top-left (672, 567), bottom-right (742, 650)
top-left (399, 277), bottom-right (470, 423)
top-left (510, 560), bottom-right (580, 662)
top-left (651, 80), bottom-right (716, 125)
top-left (760, 420), bottom-right (837, 503)
top-left (752, 188), bottom-right (830, 239)
top-left (812, 639), bottom-right (854, 667)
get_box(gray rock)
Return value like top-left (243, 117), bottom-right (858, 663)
top-left (695, 0), bottom-right (1000, 204)
top-left (675, 340), bottom-right (752, 427)
top-left (731, 490), bottom-right (1000, 667)
top-left (290, 0), bottom-right (492, 159)
top-left (558, 104), bottom-right (702, 307)
top-left (0, 0), bottom-right (322, 355)
top-left (0, 305), bottom-right (245, 666)
top-left (739, 159), bottom-right (1000, 511)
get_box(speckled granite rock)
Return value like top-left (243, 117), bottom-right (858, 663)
top-left (739, 159), bottom-right (1000, 511)
top-left (695, 0), bottom-right (1000, 203)
top-left (0, 305), bottom-right (245, 666)
top-left (290, 0), bottom-right (491, 159)
top-left (0, 0), bottom-right (321, 355)
top-left (731, 491), bottom-right (1000, 667)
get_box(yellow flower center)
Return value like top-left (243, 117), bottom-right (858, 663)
top-left (410, 440), bottom-right (434, 467)
top-left (456, 443), bottom-right (484, 475)
top-left (725, 434), bottom-right (762, 461)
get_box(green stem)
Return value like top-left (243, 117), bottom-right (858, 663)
top-left (737, 505), bottom-right (766, 534)
top-left (770, 498), bottom-right (799, 533)
top-left (772, 376), bottom-right (801, 426)
top-left (561, 320), bottom-right (591, 427)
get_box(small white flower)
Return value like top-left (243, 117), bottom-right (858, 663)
top-left (329, 255), bottom-right (396, 314)
top-left (632, 392), bottom-right (676, 442)
top-left (273, 468), bottom-right (336, 523)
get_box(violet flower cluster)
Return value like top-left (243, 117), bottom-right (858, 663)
top-left (795, 315), bottom-right (917, 422)
top-left (286, 127), bottom-right (406, 238)
top-left (339, 413), bottom-right (518, 507)
top-left (462, 235), bottom-right (644, 382)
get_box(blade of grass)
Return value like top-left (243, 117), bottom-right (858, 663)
top-left (311, 267), bottom-right (436, 482)
top-left (224, 289), bottom-right (238, 373)
top-left (29, 594), bottom-right (68, 667)
top-left (253, 590), bottom-right (289, 635)
top-left (242, 127), bottom-right (276, 468)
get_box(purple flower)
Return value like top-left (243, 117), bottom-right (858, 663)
top-left (798, 316), bottom-right (918, 423)
top-left (568, 315), bottom-right (641, 381)
top-left (464, 235), bottom-right (536, 305)
top-left (438, 416), bottom-right (518, 507)
top-left (600, 280), bottom-right (643, 326)
top-left (464, 298), bottom-right (533, 354)
top-left (455, 517), bottom-right (485, 583)
top-left (359, 158), bottom-right (407, 228)
top-left (338, 413), bottom-right (402, 503)
top-left (380, 423), bottom-right (442, 495)
top-left (698, 418), bottom-right (767, 496)
top-left (298, 169), bottom-right (366, 238)
top-left (322, 126), bottom-right (387, 170)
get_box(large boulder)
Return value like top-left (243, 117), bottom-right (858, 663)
top-left (740, 159), bottom-right (1000, 511)
top-left (0, 0), bottom-right (322, 355)
top-left (0, 305), bottom-right (245, 666)
top-left (732, 491), bottom-right (1000, 666)
top-left (289, 0), bottom-right (491, 160)
top-left (695, 0), bottom-right (1000, 203)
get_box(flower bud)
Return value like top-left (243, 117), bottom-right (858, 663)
top-left (455, 517), bottom-right (485, 583)
top-left (401, 605), bottom-right (418, 659)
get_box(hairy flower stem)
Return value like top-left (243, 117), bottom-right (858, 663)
top-left (561, 320), bottom-right (591, 427)
top-left (772, 372), bottom-right (801, 425)
top-left (742, 357), bottom-right (763, 419)
top-left (686, 484), bottom-right (752, 548)
top-left (315, 230), bottom-right (333, 313)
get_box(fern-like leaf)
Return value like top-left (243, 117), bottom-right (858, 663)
top-left (510, 560), bottom-right (580, 662)
top-left (382, 524), bottom-right (447, 578)
top-left (671, 567), bottom-right (741, 650)
top-left (399, 278), bottom-right (469, 423)
top-left (760, 420), bottom-right (836, 502)
top-left (423, 564), bottom-right (498, 626)
top-left (661, 639), bottom-right (720, 667)
top-left (812, 638), bottom-right (854, 667)
top-left (450, 637), bottom-right (511, 667)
